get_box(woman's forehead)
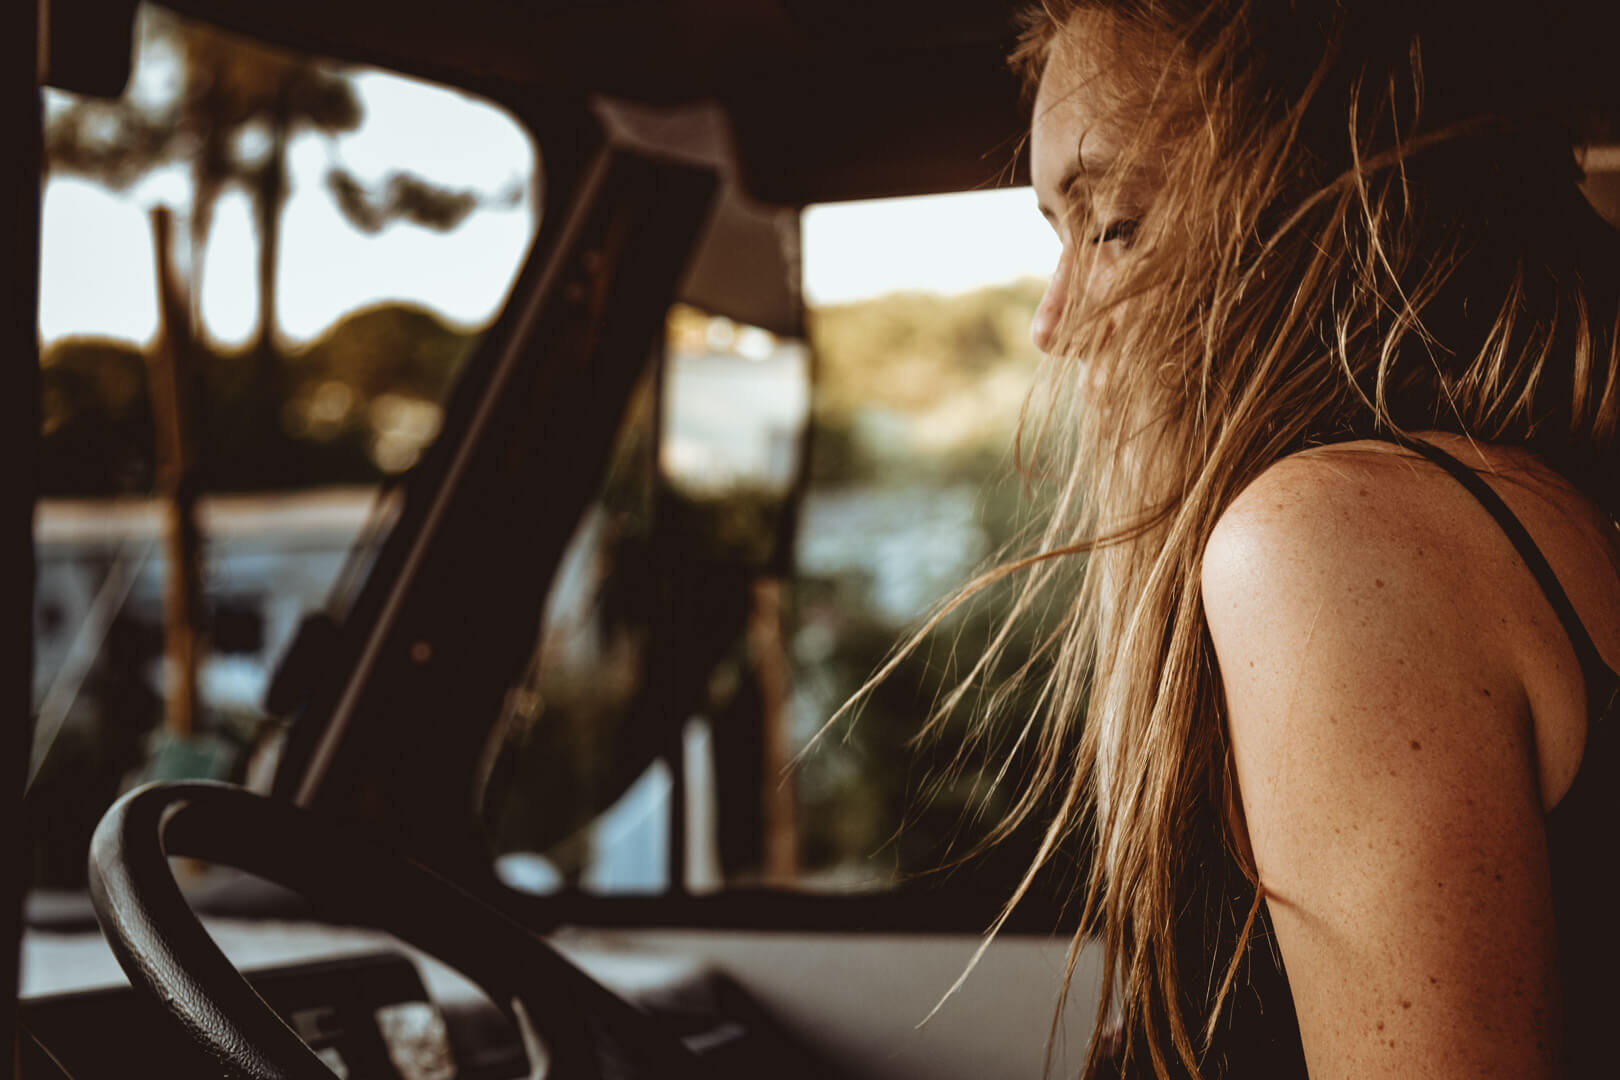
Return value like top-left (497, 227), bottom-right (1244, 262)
top-left (1032, 57), bottom-right (1122, 198)
top-left (1031, 12), bottom-right (1177, 208)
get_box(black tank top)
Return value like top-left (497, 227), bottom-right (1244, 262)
top-left (1144, 440), bottom-right (1620, 1079)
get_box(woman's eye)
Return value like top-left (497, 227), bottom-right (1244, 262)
top-left (1091, 219), bottom-right (1139, 247)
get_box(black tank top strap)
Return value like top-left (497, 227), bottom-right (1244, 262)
top-left (1400, 437), bottom-right (1620, 722)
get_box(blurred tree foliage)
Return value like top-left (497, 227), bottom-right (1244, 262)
top-left (808, 280), bottom-right (1044, 413)
top-left (42, 5), bottom-right (508, 488)
top-left (790, 280), bottom-right (1082, 892)
top-left (38, 303), bottom-right (477, 495)
top-left (786, 473), bottom-right (1076, 893)
top-left (790, 563), bottom-right (1080, 896)
top-left (47, 7), bottom-right (363, 392)
top-left (806, 279), bottom-right (1046, 486)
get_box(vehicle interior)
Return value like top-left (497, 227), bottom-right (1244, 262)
top-left (7, 1), bottom-right (1620, 1078)
top-left (7, 1), bottom-right (1109, 1077)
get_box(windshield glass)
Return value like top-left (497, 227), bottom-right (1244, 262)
top-left (29, 2), bottom-right (538, 895)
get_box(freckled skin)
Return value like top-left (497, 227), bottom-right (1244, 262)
top-left (1203, 434), bottom-right (1620, 1078)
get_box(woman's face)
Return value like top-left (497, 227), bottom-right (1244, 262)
top-left (1028, 34), bottom-right (1145, 353)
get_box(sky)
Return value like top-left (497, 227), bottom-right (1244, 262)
top-left (802, 188), bottom-right (1058, 308)
top-left (39, 69), bottom-right (1058, 348)
top-left (39, 70), bottom-right (537, 350)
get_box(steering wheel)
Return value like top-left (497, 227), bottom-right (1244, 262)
top-left (88, 780), bottom-right (709, 1080)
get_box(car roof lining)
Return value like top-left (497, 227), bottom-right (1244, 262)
top-left (48, 0), bottom-right (1033, 205)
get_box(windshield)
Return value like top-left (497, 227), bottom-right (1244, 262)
top-left (29, 2), bottom-right (538, 895)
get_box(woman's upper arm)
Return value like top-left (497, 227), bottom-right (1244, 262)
top-left (1201, 458), bottom-right (1563, 1078)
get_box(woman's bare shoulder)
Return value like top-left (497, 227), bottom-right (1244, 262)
top-left (1202, 433), bottom-right (1606, 622)
top-left (1206, 433), bottom-right (1618, 817)
top-left (1200, 441), bottom-right (1534, 792)
top-left (1202, 439), bottom-right (1565, 1078)
top-left (1202, 439), bottom-right (1502, 632)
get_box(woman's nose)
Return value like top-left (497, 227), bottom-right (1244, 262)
top-left (1030, 245), bottom-right (1073, 353)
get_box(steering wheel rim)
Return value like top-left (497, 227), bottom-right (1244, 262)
top-left (88, 780), bottom-right (707, 1080)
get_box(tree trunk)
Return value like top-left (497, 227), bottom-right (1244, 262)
top-left (750, 577), bottom-right (799, 882)
top-left (148, 207), bottom-right (204, 737)
top-left (253, 70), bottom-right (295, 406)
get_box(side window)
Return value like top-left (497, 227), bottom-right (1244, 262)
top-left (790, 192), bottom-right (1057, 892)
top-left (30, 3), bottom-right (538, 890)
top-left (484, 188), bottom-right (1063, 897)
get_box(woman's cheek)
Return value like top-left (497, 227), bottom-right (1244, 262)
top-left (1083, 245), bottom-right (1123, 297)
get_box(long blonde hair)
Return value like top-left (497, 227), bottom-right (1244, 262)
top-left (830, 1), bottom-right (1620, 1076)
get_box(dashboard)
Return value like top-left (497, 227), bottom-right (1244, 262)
top-left (21, 950), bottom-right (512, 1080)
top-left (18, 918), bottom-right (824, 1080)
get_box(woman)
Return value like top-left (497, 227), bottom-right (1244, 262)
top-left (894, 1), bottom-right (1620, 1076)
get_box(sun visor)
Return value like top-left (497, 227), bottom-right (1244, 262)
top-left (725, 42), bottom-right (1029, 206)
top-left (598, 99), bottom-right (803, 339)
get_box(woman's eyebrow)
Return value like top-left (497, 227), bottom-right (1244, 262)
top-left (1039, 164), bottom-right (1087, 223)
